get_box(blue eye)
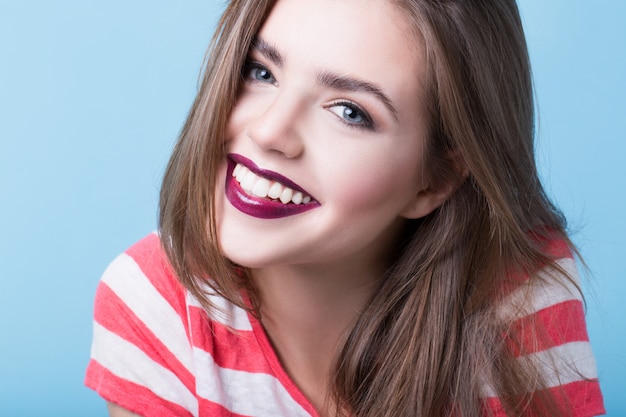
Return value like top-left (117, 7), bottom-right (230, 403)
top-left (328, 101), bottom-right (374, 129)
top-left (244, 61), bottom-right (276, 84)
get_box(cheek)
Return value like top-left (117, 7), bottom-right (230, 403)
top-left (328, 152), bottom-right (421, 218)
top-left (225, 95), bottom-right (257, 140)
top-left (227, 90), bottom-right (278, 139)
top-left (225, 106), bottom-right (245, 141)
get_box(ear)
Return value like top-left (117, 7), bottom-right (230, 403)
top-left (399, 150), bottom-right (468, 219)
top-left (399, 186), bottom-right (454, 219)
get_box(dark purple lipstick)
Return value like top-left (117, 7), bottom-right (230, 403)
top-left (225, 153), bottom-right (320, 219)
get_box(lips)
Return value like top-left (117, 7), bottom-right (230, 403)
top-left (225, 153), bottom-right (320, 219)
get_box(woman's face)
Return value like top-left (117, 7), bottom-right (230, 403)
top-left (216, 0), bottom-right (442, 272)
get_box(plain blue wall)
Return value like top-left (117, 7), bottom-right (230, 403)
top-left (0, 1), bottom-right (623, 416)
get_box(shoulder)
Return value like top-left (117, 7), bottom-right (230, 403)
top-left (87, 234), bottom-right (315, 416)
top-left (101, 233), bottom-right (173, 285)
top-left (491, 235), bottom-right (605, 416)
top-left (91, 232), bottom-right (192, 358)
top-left (497, 232), bottom-right (580, 321)
top-left (87, 233), bottom-right (199, 415)
top-left (497, 235), bottom-right (587, 360)
top-left (94, 233), bottom-right (189, 330)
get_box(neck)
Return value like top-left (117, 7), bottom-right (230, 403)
top-left (251, 262), bottom-right (381, 416)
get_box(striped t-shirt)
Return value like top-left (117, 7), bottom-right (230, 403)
top-left (85, 233), bottom-right (605, 416)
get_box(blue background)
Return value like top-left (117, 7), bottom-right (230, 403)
top-left (0, 1), bottom-right (623, 416)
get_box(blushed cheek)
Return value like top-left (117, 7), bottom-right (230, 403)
top-left (332, 163), bottom-right (415, 219)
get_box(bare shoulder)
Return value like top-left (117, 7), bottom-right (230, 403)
top-left (107, 402), bottom-right (141, 417)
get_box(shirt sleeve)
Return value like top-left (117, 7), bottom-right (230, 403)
top-left (85, 234), bottom-right (198, 417)
top-left (486, 247), bottom-right (605, 417)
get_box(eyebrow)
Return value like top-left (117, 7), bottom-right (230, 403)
top-left (252, 37), bottom-right (399, 120)
top-left (317, 71), bottom-right (399, 121)
top-left (252, 37), bottom-right (284, 67)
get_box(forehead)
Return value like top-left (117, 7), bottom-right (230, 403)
top-left (253, 0), bottom-right (429, 128)
top-left (256, 0), bottom-right (425, 82)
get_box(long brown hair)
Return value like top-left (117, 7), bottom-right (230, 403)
top-left (160, 0), bottom-right (578, 415)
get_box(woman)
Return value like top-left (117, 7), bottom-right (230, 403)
top-left (86, 0), bottom-right (605, 416)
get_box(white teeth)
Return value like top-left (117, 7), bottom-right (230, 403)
top-left (251, 178), bottom-right (270, 198)
top-left (241, 170), bottom-right (256, 192)
top-left (235, 165), bottom-right (247, 181)
top-left (268, 182), bottom-right (282, 199)
top-left (233, 162), bottom-right (313, 205)
top-left (279, 188), bottom-right (293, 204)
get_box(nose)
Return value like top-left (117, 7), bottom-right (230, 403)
top-left (246, 92), bottom-right (305, 159)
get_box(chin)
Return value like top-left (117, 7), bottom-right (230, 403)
top-left (218, 239), bottom-right (271, 269)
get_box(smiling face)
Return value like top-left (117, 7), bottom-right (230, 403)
top-left (215, 0), bottom-right (447, 273)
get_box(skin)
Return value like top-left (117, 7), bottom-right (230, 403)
top-left (111, 0), bottom-right (454, 415)
top-left (216, 0), bottom-right (437, 272)
top-left (107, 402), bottom-right (140, 417)
top-left (215, 0), bottom-right (454, 415)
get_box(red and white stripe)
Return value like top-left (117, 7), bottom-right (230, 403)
top-left (86, 234), bottom-right (604, 417)
top-left (479, 256), bottom-right (604, 416)
top-left (87, 234), bottom-right (316, 416)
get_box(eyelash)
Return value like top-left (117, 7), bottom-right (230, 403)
top-left (243, 60), bottom-right (276, 84)
top-left (242, 59), bottom-right (375, 131)
top-left (327, 100), bottom-right (374, 130)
